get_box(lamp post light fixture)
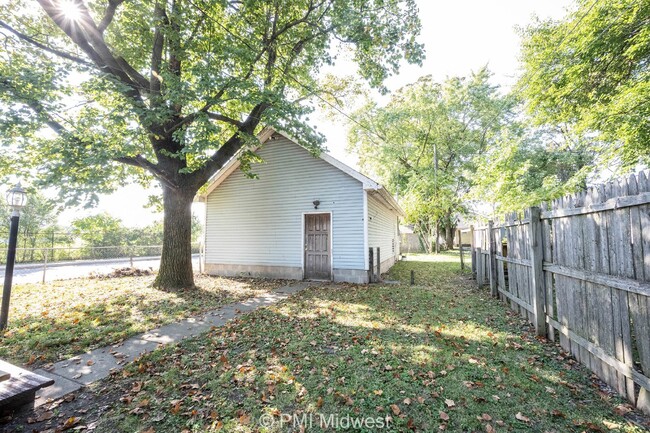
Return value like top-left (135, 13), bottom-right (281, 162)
top-left (0, 183), bottom-right (27, 330)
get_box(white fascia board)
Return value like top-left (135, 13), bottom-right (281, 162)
top-left (365, 186), bottom-right (406, 218)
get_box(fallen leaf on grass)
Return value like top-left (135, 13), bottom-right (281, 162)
top-left (170, 400), bottom-right (182, 414)
top-left (61, 416), bottom-right (80, 430)
top-left (407, 418), bottom-right (416, 430)
top-left (439, 411), bottom-right (449, 421)
top-left (238, 413), bottom-right (251, 425)
top-left (403, 397), bottom-right (412, 405)
top-left (515, 412), bottom-right (530, 423)
top-left (444, 399), bottom-right (455, 408)
top-left (390, 404), bottom-right (401, 415)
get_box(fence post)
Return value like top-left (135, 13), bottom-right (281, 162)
top-left (458, 229), bottom-right (464, 270)
top-left (488, 220), bottom-right (498, 297)
top-left (470, 225), bottom-right (476, 279)
top-left (368, 247), bottom-right (374, 283)
top-left (42, 248), bottom-right (49, 284)
top-left (528, 206), bottom-right (546, 337)
top-left (476, 247), bottom-right (483, 288)
top-left (199, 241), bottom-right (204, 274)
top-left (376, 247), bottom-right (381, 282)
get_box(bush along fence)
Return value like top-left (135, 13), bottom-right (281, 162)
top-left (465, 170), bottom-right (650, 415)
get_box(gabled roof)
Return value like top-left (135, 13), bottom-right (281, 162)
top-left (196, 127), bottom-right (405, 217)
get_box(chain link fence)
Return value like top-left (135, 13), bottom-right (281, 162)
top-left (0, 243), bottom-right (204, 284)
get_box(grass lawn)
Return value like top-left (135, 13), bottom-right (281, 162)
top-left (92, 254), bottom-right (646, 432)
top-left (0, 274), bottom-right (284, 367)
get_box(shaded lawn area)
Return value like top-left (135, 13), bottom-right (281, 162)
top-left (0, 274), bottom-right (284, 367)
top-left (94, 254), bottom-right (645, 432)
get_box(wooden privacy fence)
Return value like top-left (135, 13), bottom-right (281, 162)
top-left (469, 170), bottom-right (650, 414)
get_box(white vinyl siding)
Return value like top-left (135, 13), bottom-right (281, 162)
top-left (205, 136), bottom-right (365, 271)
top-left (367, 194), bottom-right (400, 266)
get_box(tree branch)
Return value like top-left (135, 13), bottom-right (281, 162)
top-left (150, 2), bottom-right (165, 95)
top-left (98, 0), bottom-right (126, 33)
top-left (0, 20), bottom-right (91, 66)
top-left (114, 154), bottom-right (180, 189)
top-left (37, 0), bottom-right (149, 99)
top-left (205, 112), bottom-right (243, 128)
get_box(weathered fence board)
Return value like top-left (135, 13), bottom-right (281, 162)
top-left (469, 169), bottom-right (650, 414)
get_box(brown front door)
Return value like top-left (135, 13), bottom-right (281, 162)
top-left (304, 213), bottom-right (331, 280)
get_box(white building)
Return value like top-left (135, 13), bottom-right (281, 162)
top-left (197, 129), bottom-right (403, 283)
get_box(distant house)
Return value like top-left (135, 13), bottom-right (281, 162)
top-left (197, 129), bottom-right (403, 283)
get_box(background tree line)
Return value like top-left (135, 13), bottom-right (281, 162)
top-left (347, 0), bottom-right (647, 252)
top-left (0, 193), bottom-right (202, 263)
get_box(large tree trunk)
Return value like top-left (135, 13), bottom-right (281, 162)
top-left (153, 185), bottom-right (196, 289)
top-left (445, 224), bottom-right (456, 250)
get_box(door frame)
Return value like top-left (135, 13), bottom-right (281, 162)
top-left (301, 211), bottom-right (333, 280)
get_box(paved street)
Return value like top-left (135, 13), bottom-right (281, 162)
top-left (0, 254), bottom-right (201, 284)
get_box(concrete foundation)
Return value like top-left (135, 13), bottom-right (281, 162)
top-left (204, 263), bottom-right (303, 280)
top-left (205, 263), bottom-right (374, 284)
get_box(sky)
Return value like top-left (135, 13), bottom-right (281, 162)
top-left (57, 0), bottom-right (575, 227)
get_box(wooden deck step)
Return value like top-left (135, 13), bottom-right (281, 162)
top-left (0, 359), bottom-right (54, 414)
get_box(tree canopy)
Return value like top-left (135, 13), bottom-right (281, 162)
top-left (518, 0), bottom-right (650, 168)
top-left (0, 0), bottom-right (423, 288)
top-left (348, 68), bottom-right (514, 250)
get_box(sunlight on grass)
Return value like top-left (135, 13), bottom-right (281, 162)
top-left (94, 254), bottom-right (645, 433)
top-left (0, 275), bottom-right (284, 365)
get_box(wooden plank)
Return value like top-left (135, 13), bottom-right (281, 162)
top-left (565, 194), bottom-right (583, 363)
top-left (635, 171), bottom-right (650, 411)
top-left (519, 214), bottom-right (535, 326)
top-left (529, 207), bottom-right (546, 336)
top-left (541, 191), bottom-right (650, 219)
top-left (607, 180), bottom-right (629, 397)
top-left (554, 211), bottom-right (571, 352)
top-left (515, 217), bottom-right (532, 323)
top-left (542, 218), bottom-right (555, 341)
top-left (595, 183), bottom-right (618, 389)
top-left (582, 187), bottom-right (605, 381)
top-left (574, 194), bottom-right (591, 368)
top-left (505, 222), bottom-right (516, 312)
top-left (495, 256), bottom-right (532, 267)
top-left (499, 219), bottom-right (531, 228)
top-left (477, 247), bottom-right (484, 288)
top-left (543, 264), bottom-right (650, 297)
top-left (498, 288), bottom-right (533, 313)
top-left (488, 222), bottom-right (498, 297)
top-left (514, 216), bottom-right (525, 318)
top-left (470, 225), bottom-right (476, 278)
top-left (547, 316), bottom-right (650, 393)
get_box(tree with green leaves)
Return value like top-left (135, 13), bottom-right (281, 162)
top-left (348, 69), bottom-right (513, 251)
top-left (518, 0), bottom-right (649, 168)
top-left (0, 0), bottom-right (423, 288)
top-left (470, 125), bottom-right (595, 215)
top-left (0, 190), bottom-right (60, 262)
top-left (71, 212), bottom-right (125, 249)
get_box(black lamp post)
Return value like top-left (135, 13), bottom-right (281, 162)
top-left (0, 183), bottom-right (27, 330)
